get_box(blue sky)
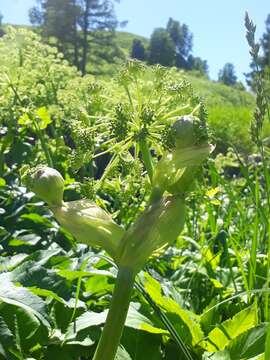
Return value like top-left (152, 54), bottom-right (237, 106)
top-left (1, 0), bottom-right (269, 82)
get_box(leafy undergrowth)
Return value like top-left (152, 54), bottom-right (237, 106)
top-left (0, 160), bottom-right (269, 359)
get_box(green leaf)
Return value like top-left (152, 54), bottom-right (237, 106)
top-left (18, 113), bottom-right (31, 127)
top-left (0, 273), bottom-right (50, 330)
top-left (202, 350), bottom-right (231, 360)
top-left (66, 302), bottom-right (167, 343)
top-left (84, 273), bottom-right (114, 296)
top-left (36, 107), bottom-right (52, 130)
top-left (28, 287), bottom-right (66, 304)
top-left (20, 213), bottom-right (53, 227)
top-left (204, 303), bottom-right (258, 352)
top-left (121, 327), bottom-right (163, 360)
top-left (58, 269), bottom-right (112, 281)
top-left (0, 315), bottom-right (15, 357)
top-left (10, 261), bottom-right (71, 300)
top-left (203, 323), bottom-right (267, 359)
top-left (0, 304), bottom-right (40, 340)
top-left (142, 272), bottom-right (204, 346)
top-left (115, 346), bottom-right (132, 360)
top-left (0, 178), bottom-right (6, 187)
top-left (43, 345), bottom-right (75, 360)
top-left (126, 303), bottom-right (168, 335)
top-left (9, 234), bottom-right (41, 247)
top-left (66, 310), bottom-right (107, 340)
top-left (228, 324), bottom-right (267, 359)
top-left (8, 239), bottom-right (32, 247)
top-left (265, 322), bottom-right (270, 359)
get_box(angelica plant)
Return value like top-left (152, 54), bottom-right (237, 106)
top-left (22, 61), bottom-right (211, 360)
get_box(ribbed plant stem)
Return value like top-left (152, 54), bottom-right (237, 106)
top-left (93, 267), bottom-right (135, 360)
top-left (139, 139), bottom-right (154, 182)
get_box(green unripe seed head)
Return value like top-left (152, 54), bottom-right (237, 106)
top-left (21, 166), bottom-right (64, 207)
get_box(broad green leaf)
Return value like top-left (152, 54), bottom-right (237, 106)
top-left (228, 324), bottom-right (267, 359)
top-left (19, 249), bottom-right (65, 268)
top-left (265, 322), bottom-right (270, 359)
top-left (204, 303), bottom-right (258, 352)
top-left (28, 287), bottom-right (66, 304)
top-left (36, 107), bottom-right (52, 129)
top-left (0, 254), bottom-right (28, 272)
top-left (115, 346), bottom-right (132, 360)
top-left (200, 298), bottom-right (221, 335)
top-left (122, 327), bottom-right (163, 360)
top-left (0, 301), bottom-right (49, 357)
top-left (66, 302), bottom-right (167, 342)
top-left (0, 273), bottom-right (50, 329)
top-left (202, 349), bottom-right (231, 359)
top-left (8, 239), bottom-right (32, 247)
top-left (58, 269), bottom-right (112, 281)
top-left (20, 213), bottom-right (53, 227)
top-left (10, 261), bottom-right (71, 300)
top-left (0, 304), bottom-right (40, 340)
top-left (142, 272), bottom-right (204, 346)
top-left (43, 345), bottom-right (75, 360)
top-left (0, 315), bottom-right (15, 356)
top-left (0, 178), bottom-right (6, 187)
top-left (84, 274), bottom-right (114, 296)
top-left (248, 355), bottom-right (264, 360)
top-left (9, 234), bottom-right (41, 247)
top-left (18, 113), bottom-right (31, 127)
top-left (206, 323), bottom-right (267, 360)
top-left (66, 310), bottom-right (107, 340)
top-left (201, 246), bottom-right (221, 270)
top-left (125, 303), bottom-right (168, 335)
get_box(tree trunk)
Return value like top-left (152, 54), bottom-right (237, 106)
top-left (81, 0), bottom-right (90, 75)
top-left (71, 0), bottom-right (79, 69)
top-left (73, 22), bottom-right (79, 67)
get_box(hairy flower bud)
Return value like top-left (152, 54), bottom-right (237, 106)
top-left (152, 144), bottom-right (211, 195)
top-left (22, 166), bottom-right (125, 260)
top-left (21, 165), bottom-right (64, 207)
top-left (52, 200), bottom-right (125, 261)
top-left (152, 114), bottom-right (211, 195)
top-left (172, 115), bottom-right (208, 149)
top-left (117, 195), bottom-right (185, 273)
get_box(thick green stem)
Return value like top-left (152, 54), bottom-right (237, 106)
top-left (31, 117), bottom-right (54, 168)
top-left (93, 267), bottom-right (135, 360)
top-left (139, 139), bottom-right (154, 182)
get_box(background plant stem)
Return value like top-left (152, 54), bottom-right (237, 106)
top-left (139, 139), bottom-right (154, 182)
top-left (93, 267), bottom-right (135, 360)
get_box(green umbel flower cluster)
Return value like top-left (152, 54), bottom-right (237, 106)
top-left (22, 113), bottom-right (210, 273)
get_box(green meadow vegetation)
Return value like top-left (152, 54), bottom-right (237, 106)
top-left (0, 12), bottom-right (270, 360)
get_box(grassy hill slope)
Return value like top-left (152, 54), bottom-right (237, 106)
top-left (115, 31), bottom-right (149, 56)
